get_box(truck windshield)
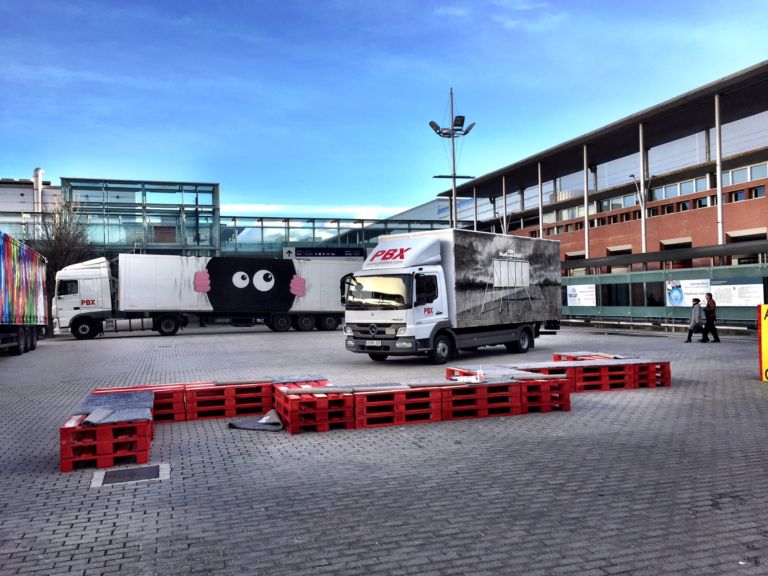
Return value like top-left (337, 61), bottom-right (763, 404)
top-left (345, 275), bottom-right (411, 311)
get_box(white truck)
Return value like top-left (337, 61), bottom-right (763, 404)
top-left (53, 254), bottom-right (360, 339)
top-left (343, 228), bottom-right (561, 363)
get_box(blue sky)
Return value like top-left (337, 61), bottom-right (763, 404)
top-left (2, 0), bottom-right (767, 219)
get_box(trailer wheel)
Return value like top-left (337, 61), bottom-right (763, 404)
top-left (156, 315), bottom-right (181, 336)
top-left (292, 315), bottom-right (316, 332)
top-left (368, 352), bottom-right (388, 362)
top-left (505, 327), bottom-right (533, 354)
top-left (27, 327), bottom-right (37, 351)
top-left (72, 318), bottom-right (98, 340)
top-left (429, 333), bottom-right (453, 365)
top-left (10, 327), bottom-right (25, 355)
top-left (317, 315), bottom-right (340, 331)
top-left (271, 315), bottom-right (292, 332)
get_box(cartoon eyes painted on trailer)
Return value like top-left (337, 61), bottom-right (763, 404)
top-left (231, 270), bottom-right (276, 292)
top-left (194, 258), bottom-right (306, 313)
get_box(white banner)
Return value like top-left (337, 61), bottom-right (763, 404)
top-left (566, 285), bottom-right (596, 307)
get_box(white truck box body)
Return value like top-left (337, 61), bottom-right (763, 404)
top-left (359, 228), bottom-right (561, 329)
top-left (118, 254), bottom-right (211, 312)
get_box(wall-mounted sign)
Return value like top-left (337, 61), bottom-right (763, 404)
top-left (566, 284), bottom-right (596, 307)
top-left (666, 278), bottom-right (764, 307)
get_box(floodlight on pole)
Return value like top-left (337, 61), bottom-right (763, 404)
top-left (429, 88), bottom-right (475, 227)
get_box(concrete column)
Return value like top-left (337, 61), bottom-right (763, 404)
top-left (639, 123), bottom-right (647, 254)
top-left (582, 145), bottom-right (590, 259)
top-left (502, 176), bottom-right (508, 234)
top-left (538, 162), bottom-right (544, 238)
top-left (715, 94), bottom-right (724, 245)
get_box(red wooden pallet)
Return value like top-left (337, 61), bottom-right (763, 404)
top-left (186, 381), bottom-right (273, 420)
top-left (60, 449), bottom-right (150, 473)
top-left (442, 383), bottom-right (522, 420)
top-left (60, 415), bottom-right (152, 444)
top-left (93, 384), bottom-right (187, 423)
top-left (355, 388), bottom-right (442, 429)
top-left (635, 362), bottom-right (672, 388)
top-left (573, 365), bottom-right (635, 392)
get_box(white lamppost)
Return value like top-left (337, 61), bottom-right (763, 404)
top-left (429, 88), bottom-right (475, 228)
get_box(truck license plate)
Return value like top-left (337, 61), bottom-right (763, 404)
top-left (365, 340), bottom-right (382, 347)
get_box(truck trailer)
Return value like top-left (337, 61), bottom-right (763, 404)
top-left (0, 230), bottom-right (48, 355)
top-left (53, 254), bottom-right (361, 339)
top-left (343, 228), bottom-right (561, 363)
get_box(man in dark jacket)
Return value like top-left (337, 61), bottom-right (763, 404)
top-left (700, 292), bottom-right (721, 343)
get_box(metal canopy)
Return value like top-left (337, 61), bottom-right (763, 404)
top-left (441, 60), bottom-right (768, 200)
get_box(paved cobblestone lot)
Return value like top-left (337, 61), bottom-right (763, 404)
top-left (1, 326), bottom-right (767, 576)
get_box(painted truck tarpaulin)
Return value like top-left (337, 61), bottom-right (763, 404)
top-left (452, 229), bottom-right (561, 329)
top-left (118, 254), bottom-right (353, 314)
top-left (0, 230), bottom-right (47, 326)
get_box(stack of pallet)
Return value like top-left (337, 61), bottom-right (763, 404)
top-left (272, 378), bottom-right (355, 434)
top-left (60, 391), bottom-right (154, 473)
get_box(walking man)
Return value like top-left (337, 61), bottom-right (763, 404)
top-left (700, 292), bottom-right (721, 343)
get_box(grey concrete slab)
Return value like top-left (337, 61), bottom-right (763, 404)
top-left (0, 326), bottom-right (766, 575)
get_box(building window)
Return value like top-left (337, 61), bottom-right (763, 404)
top-left (648, 207), bottom-right (659, 217)
top-left (722, 171), bottom-right (731, 187)
top-left (695, 176), bottom-right (708, 192)
top-left (679, 180), bottom-right (694, 195)
top-left (650, 187), bottom-right (663, 202)
top-left (695, 197), bottom-right (709, 209)
top-left (678, 200), bottom-right (690, 211)
top-left (751, 163), bottom-right (767, 181)
top-left (645, 282), bottom-right (665, 307)
top-left (663, 204), bottom-right (675, 214)
top-left (750, 185), bottom-right (765, 199)
top-left (731, 167), bottom-right (749, 185)
top-left (600, 283), bottom-right (630, 306)
top-left (730, 189), bottom-right (746, 202)
top-left (664, 184), bottom-right (678, 199)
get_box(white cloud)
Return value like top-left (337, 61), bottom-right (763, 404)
top-left (493, 9), bottom-right (567, 31)
top-left (492, 0), bottom-right (549, 10)
top-left (434, 6), bottom-right (471, 17)
top-left (221, 203), bottom-right (410, 220)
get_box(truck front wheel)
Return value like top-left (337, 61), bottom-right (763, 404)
top-left (429, 333), bottom-right (453, 365)
top-left (271, 315), bottom-right (292, 332)
top-left (156, 315), bottom-right (181, 336)
top-left (72, 318), bottom-right (98, 340)
top-left (368, 352), bottom-right (388, 362)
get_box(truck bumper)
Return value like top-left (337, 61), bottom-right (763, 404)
top-left (345, 336), bottom-right (421, 356)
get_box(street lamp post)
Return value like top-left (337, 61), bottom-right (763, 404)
top-left (429, 88), bottom-right (475, 228)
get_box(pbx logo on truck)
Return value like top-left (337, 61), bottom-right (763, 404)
top-left (367, 248), bottom-right (411, 263)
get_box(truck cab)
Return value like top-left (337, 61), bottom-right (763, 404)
top-left (344, 264), bottom-right (451, 363)
top-left (53, 258), bottom-right (113, 339)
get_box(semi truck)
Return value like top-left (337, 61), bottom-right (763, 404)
top-left (53, 254), bottom-right (361, 339)
top-left (0, 230), bottom-right (48, 355)
top-left (343, 228), bottom-right (561, 364)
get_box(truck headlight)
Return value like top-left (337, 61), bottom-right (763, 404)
top-left (343, 325), bottom-right (353, 336)
top-left (396, 326), bottom-right (407, 336)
